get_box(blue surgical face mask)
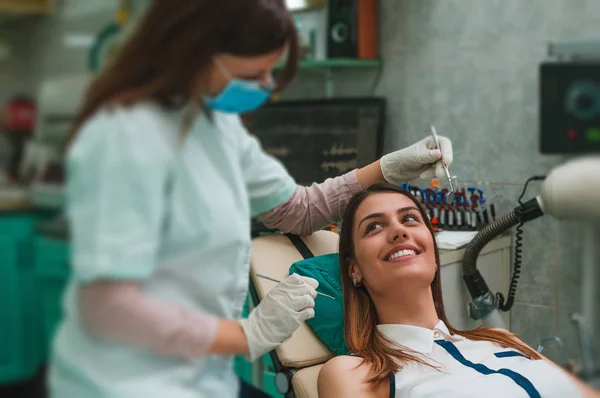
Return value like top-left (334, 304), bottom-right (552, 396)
top-left (204, 58), bottom-right (273, 114)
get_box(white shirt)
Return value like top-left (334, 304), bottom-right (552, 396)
top-left (48, 102), bottom-right (297, 398)
top-left (378, 320), bottom-right (581, 398)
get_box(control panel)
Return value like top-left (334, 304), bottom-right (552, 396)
top-left (540, 62), bottom-right (600, 154)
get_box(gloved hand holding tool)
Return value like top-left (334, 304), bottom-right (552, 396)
top-left (380, 133), bottom-right (454, 184)
top-left (239, 273), bottom-right (318, 361)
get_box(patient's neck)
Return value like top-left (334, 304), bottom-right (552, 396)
top-left (374, 286), bottom-right (438, 329)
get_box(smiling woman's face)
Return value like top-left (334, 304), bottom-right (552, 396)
top-left (349, 192), bottom-right (437, 297)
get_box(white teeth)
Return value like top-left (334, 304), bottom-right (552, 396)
top-left (387, 249), bottom-right (417, 261)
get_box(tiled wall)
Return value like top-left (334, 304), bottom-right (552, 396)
top-left (283, 0), bottom-right (600, 367)
top-left (2, 0), bottom-right (598, 369)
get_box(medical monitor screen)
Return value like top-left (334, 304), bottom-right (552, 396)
top-left (242, 97), bottom-right (386, 185)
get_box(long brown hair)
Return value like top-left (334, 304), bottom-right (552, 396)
top-left (339, 183), bottom-right (541, 385)
top-left (66, 0), bottom-right (298, 147)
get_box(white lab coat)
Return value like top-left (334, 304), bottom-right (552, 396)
top-left (48, 102), bottom-right (297, 397)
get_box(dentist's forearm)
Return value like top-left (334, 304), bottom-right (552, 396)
top-left (256, 169), bottom-right (364, 235)
top-left (78, 281), bottom-right (249, 358)
top-left (256, 161), bottom-right (386, 237)
top-left (356, 159), bottom-right (387, 187)
top-left (209, 319), bottom-right (250, 356)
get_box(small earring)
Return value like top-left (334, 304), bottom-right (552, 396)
top-left (352, 277), bottom-right (361, 287)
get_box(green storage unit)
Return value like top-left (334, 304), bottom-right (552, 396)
top-left (19, 231), bottom-right (44, 383)
top-left (0, 237), bottom-right (25, 383)
top-left (234, 355), bottom-right (254, 385)
top-left (0, 212), bottom-right (49, 384)
top-left (33, 236), bottom-right (70, 358)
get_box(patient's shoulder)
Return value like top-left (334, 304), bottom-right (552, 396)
top-left (318, 356), bottom-right (368, 396)
top-left (318, 356), bottom-right (388, 398)
top-left (320, 355), bottom-right (364, 379)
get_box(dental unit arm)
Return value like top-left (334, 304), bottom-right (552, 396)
top-left (461, 155), bottom-right (600, 329)
top-left (537, 156), bottom-right (600, 220)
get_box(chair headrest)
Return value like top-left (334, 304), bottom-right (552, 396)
top-left (250, 231), bottom-right (339, 368)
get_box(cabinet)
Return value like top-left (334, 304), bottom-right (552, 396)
top-left (0, 211), bottom-right (59, 385)
top-left (439, 235), bottom-right (512, 330)
top-left (0, 214), bottom-right (43, 384)
top-left (18, 232), bottom-right (44, 383)
top-left (0, 238), bottom-right (23, 382)
top-left (33, 236), bottom-right (70, 358)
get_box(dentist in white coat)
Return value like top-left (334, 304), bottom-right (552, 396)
top-left (48, 1), bottom-right (454, 397)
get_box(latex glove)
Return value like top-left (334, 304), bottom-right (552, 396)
top-left (239, 273), bottom-right (318, 361)
top-left (380, 135), bottom-right (453, 184)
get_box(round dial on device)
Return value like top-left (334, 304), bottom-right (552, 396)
top-left (565, 80), bottom-right (600, 120)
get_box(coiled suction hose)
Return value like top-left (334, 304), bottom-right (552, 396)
top-left (497, 222), bottom-right (523, 311)
top-left (495, 176), bottom-right (546, 311)
top-left (462, 197), bottom-right (544, 306)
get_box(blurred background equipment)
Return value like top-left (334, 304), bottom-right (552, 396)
top-left (326, 0), bottom-right (378, 60)
top-left (462, 41), bottom-right (600, 387)
top-left (540, 42), bottom-right (600, 154)
top-left (20, 73), bottom-right (92, 207)
top-left (1, 96), bottom-right (36, 182)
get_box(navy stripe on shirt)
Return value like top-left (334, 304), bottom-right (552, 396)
top-left (495, 351), bottom-right (528, 359)
top-left (389, 371), bottom-right (396, 398)
top-left (435, 340), bottom-right (541, 398)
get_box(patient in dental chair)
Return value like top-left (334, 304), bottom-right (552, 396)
top-left (317, 183), bottom-right (598, 398)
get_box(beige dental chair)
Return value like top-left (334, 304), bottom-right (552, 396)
top-left (249, 230), bottom-right (340, 398)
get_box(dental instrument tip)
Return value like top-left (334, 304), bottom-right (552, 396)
top-left (255, 273), bottom-right (336, 300)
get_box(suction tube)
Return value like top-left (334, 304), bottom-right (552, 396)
top-left (462, 197), bottom-right (544, 324)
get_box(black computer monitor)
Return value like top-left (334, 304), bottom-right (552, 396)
top-left (244, 97), bottom-right (386, 185)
